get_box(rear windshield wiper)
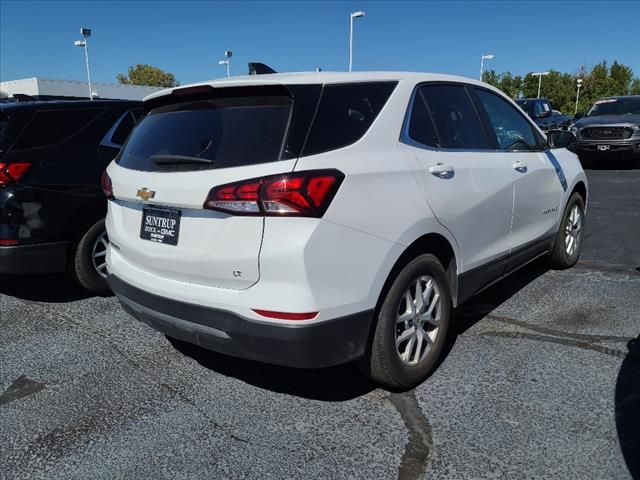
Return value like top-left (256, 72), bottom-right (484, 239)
top-left (150, 154), bottom-right (214, 165)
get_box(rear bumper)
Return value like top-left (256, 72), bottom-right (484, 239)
top-left (108, 274), bottom-right (374, 369)
top-left (0, 241), bottom-right (68, 274)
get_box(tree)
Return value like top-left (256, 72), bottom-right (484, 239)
top-left (481, 69), bottom-right (499, 86)
top-left (116, 64), bottom-right (179, 88)
top-left (483, 60), bottom-right (637, 114)
top-left (482, 70), bottom-right (523, 99)
top-left (498, 72), bottom-right (523, 100)
top-left (610, 61), bottom-right (634, 95)
top-left (522, 72), bottom-right (539, 99)
top-left (584, 61), bottom-right (613, 101)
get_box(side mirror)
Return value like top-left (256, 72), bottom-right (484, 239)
top-left (574, 112), bottom-right (584, 120)
top-left (536, 110), bottom-right (551, 119)
top-left (547, 129), bottom-right (574, 149)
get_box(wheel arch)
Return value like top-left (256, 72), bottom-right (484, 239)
top-left (378, 233), bottom-right (459, 313)
top-left (571, 180), bottom-right (587, 205)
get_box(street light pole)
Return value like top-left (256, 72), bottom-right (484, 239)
top-left (532, 71), bottom-right (550, 98)
top-left (74, 27), bottom-right (93, 100)
top-left (480, 54), bottom-right (494, 81)
top-left (218, 50), bottom-right (232, 78)
top-left (575, 78), bottom-right (583, 115)
top-left (349, 11), bottom-right (365, 72)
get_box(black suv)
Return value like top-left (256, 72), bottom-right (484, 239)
top-left (0, 100), bottom-right (142, 294)
top-left (516, 98), bottom-right (571, 130)
top-left (569, 95), bottom-right (640, 167)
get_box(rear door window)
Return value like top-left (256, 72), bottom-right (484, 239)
top-left (420, 85), bottom-right (488, 149)
top-left (11, 108), bottom-right (105, 150)
top-left (302, 82), bottom-right (397, 156)
top-left (117, 95), bottom-right (293, 171)
top-left (407, 91), bottom-right (439, 147)
top-left (110, 111), bottom-right (138, 146)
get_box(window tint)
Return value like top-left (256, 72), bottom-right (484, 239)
top-left (12, 109), bottom-right (104, 150)
top-left (131, 109), bottom-right (144, 121)
top-left (586, 97), bottom-right (640, 117)
top-left (0, 111), bottom-right (9, 151)
top-left (407, 91), bottom-right (439, 147)
top-left (110, 112), bottom-right (136, 146)
top-left (117, 96), bottom-right (292, 171)
top-left (303, 82), bottom-right (397, 156)
top-left (476, 89), bottom-right (540, 151)
top-left (516, 100), bottom-right (534, 117)
top-left (534, 101), bottom-right (545, 116)
top-left (420, 85), bottom-right (488, 149)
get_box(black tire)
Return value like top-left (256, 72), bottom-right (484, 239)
top-left (550, 193), bottom-right (585, 270)
top-left (361, 254), bottom-right (452, 390)
top-left (69, 218), bottom-right (112, 296)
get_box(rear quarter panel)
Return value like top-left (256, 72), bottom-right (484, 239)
top-left (287, 79), bottom-right (461, 315)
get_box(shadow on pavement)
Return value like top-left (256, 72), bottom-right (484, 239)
top-left (167, 336), bottom-right (376, 402)
top-left (453, 257), bottom-right (549, 335)
top-left (0, 273), bottom-right (93, 303)
top-left (426, 257), bottom-right (550, 372)
top-left (169, 258), bottom-right (550, 401)
top-left (615, 336), bottom-right (640, 480)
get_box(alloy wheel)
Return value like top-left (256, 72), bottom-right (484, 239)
top-left (564, 204), bottom-right (582, 256)
top-left (91, 230), bottom-right (109, 278)
top-left (395, 275), bottom-right (442, 366)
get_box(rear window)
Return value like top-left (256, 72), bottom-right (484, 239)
top-left (11, 108), bottom-right (104, 151)
top-left (116, 82), bottom-right (396, 172)
top-left (117, 95), bottom-right (293, 172)
top-left (302, 82), bottom-right (397, 156)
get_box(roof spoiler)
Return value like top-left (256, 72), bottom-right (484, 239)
top-left (248, 63), bottom-right (277, 75)
top-left (144, 83), bottom-right (291, 113)
top-left (12, 94), bottom-right (35, 102)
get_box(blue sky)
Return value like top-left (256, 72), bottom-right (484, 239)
top-left (1, 0), bottom-right (639, 85)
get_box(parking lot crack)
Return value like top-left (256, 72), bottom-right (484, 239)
top-left (574, 261), bottom-right (640, 276)
top-left (387, 390), bottom-right (433, 480)
top-left (485, 314), bottom-right (632, 343)
top-left (479, 330), bottom-right (627, 358)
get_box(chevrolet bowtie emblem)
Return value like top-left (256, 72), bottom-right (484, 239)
top-left (136, 188), bottom-right (156, 201)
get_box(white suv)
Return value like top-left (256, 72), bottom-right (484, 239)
top-left (104, 72), bottom-right (587, 389)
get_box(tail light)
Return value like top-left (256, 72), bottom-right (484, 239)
top-left (0, 162), bottom-right (30, 185)
top-left (101, 171), bottom-right (114, 199)
top-left (252, 309), bottom-right (318, 321)
top-left (203, 170), bottom-right (344, 217)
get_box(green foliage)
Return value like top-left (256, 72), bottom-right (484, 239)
top-left (481, 69), bottom-right (500, 86)
top-left (481, 60), bottom-right (639, 114)
top-left (116, 64), bottom-right (180, 88)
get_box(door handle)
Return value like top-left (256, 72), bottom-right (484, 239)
top-left (512, 160), bottom-right (528, 173)
top-left (428, 163), bottom-right (455, 178)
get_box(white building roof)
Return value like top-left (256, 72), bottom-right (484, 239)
top-left (0, 78), bottom-right (164, 101)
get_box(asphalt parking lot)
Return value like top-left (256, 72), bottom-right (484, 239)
top-left (1, 170), bottom-right (639, 480)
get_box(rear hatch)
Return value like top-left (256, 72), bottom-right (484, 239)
top-left (107, 84), bottom-right (320, 289)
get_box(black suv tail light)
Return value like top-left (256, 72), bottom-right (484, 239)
top-left (203, 170), bottom-right (344, 217)
top-left (101, 171), bottom-right (114, 199)
top-left (0, 162), bottom-right (30, 185)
